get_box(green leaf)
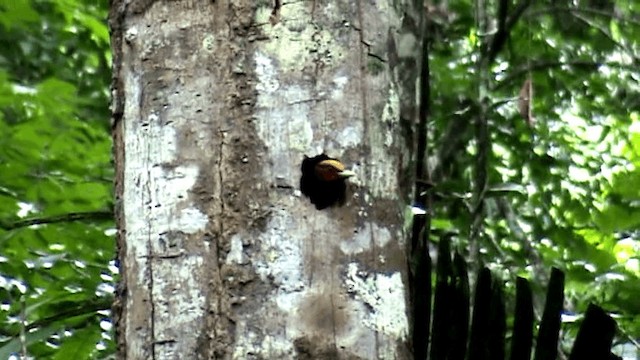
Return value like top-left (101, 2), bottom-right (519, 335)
top-left (0, 1), bottom-right (39, 29)
top-left (609, 21), bottom-right (622, 43)
top-left (52, 326), bottom-right (101, 360)
top-left (610, 169), bottom-right (640, 200)
top-left (594, 204), bottom-right (640, 232)
top-left (0, 324), bottom-right (58, 359)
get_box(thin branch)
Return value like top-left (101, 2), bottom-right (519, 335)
top-left (486, 0), bottom-right (533, 64)
top-left (469, 0), bottom-right (492, 274)
top-left (492, 60), bottom-right (637, 91)
top-left (528, 6), bottom-right (640, 27)
top-left (571, 11), bottom-right (640, 64)
top-left (0, 211), bottom-right (113, 230)
top-left (0, 296), bottom-right (111, 342)
top-left (20, 296), bottom-right (27, 359)
top-left (431, 102), bottom-right (476, 181)
top-left (24, 297), bottom-right (112, 332)
top-left (616, 323), bottom-right (640, 351)
top-left (483, 0), bottom-right (508, 61)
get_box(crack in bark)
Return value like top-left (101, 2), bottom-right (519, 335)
top-left (366, 52), bottom-right (387, 63)
top-left (217, 128), bottom-right (226, 245)
top-left (352, 27), bottom-right (388, 63)
top-left (269, 0), bottom-right (282, 25)
top-left (144, 147), bottom-right (157, 360)
top-left (355, 0), bottom-right (382, 356)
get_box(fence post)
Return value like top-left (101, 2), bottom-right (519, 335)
top-left (410, 214), bottom-right (431, 360)
top-left (468, 267), bottom-right (493, 360)
top-left (569, 303), bottom-right (618, 360)
top-left (509, 277), bottom-right (534, 360)
top-left (448, 252), bottom-right (470, 360)
top-left (488, 280), bottom-right (506, 360)
top-left (534, 267), bottom-right (565, 360)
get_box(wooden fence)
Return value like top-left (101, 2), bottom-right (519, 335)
top-left (409, 215), bottom-right (621, 360)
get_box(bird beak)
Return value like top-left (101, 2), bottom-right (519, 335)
top-left (338, 170), bottom-right (356, 178)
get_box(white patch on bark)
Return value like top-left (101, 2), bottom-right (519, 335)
top-left (382, 84), bottom-right (400, 147)
top-left (344, 262), bottom-right (408, 340)
top-left (175, 207), bottom-right (208, 234)
top-left (232, 323), bottom-right (294, 359)
top-left (255, 4), bottom-right (345, 72)
top-left (254, 52), bottom-right (314, 186)
top-left (340, 224), bottom-right (392, 255)
top-left (231, 209), bottom-right (305, 357)
top-left (124, 27), bottom-right (138, 42)
top-left (397, 33), bottom-right (418, 58)
top-left (226, 234), bottom-right (246, 264)
top-left (331, 75), bottom-right (349, 99)
top-left (202, 34), bottom-right (215, 53)
top-left (335, 123), bottom-right (363, 149)
top-left (123, 73), bottom-right (208, 356)
top-left (253, 210), bottom-right (305, 294)
top-left (255, 53), bottom-right (280, 93)
top-left (152, 256), bottom-right (206, 351)
top-left (369, 84), bottom-right (401, 198)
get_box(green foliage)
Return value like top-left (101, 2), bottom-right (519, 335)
top-left (425, 0), bottom-right (640, 354)
top-left (1, 0), bottom-right (639, 357)
top-left (0, 0), bottom-right (113, 358)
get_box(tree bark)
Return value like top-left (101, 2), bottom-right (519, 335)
top-left (110, 1), bottom-right (422, 358)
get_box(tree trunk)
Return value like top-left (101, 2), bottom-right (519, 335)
top-left (110, 1), bottom-right (422, 358)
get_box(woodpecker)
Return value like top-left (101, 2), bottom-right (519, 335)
top-left (300, 154), bottom-right (355, 210)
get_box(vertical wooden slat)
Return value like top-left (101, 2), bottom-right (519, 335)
top-left (534, 267), bottom-right (565, 360)
top-left (429, 235), bottom-right (452, 360)
top-left (488, 280), bottom-right (506, 360)
top-left (468, 267), bottom-right (493, 360)
top-left (569, 304), bottom-right (617, 360)
top-left (509, 277), bottom-right (534, 360)
top-left (410, 214), bottom-right (432, 360)
top-left (449, 252), bottom-right (470, 360)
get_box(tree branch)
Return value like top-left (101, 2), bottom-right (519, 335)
top-left (492, 60), bottom-right (635, 90)
top-left (25, 297), bottom-right (112, 332)
top-left (528, 6), bottom-right (640, 27)
top-left (484, 0), bottom-right (508, 62)
top-left (571, 11), bottom-right (640, 64)
top-left (486, 0), bottom-right (533, 64)
top-left (0, 211), bottom-right (113, 230)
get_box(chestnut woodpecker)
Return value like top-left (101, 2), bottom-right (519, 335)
top-left (300, 154), bottom-right (355, 210)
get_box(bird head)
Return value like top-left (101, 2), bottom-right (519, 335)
top-left (314, 159), bottom-right (356, 182)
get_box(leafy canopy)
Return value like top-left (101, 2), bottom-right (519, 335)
top-left (0, 0), bottom-right (113, 359)
top-left (0, 0), bottom-right (639, 358)
top-left (426, 0), bottom-right (640, 351)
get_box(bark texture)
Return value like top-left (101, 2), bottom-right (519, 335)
top-left (110, 1), bottom-right (422, 359)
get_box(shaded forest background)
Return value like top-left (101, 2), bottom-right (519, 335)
top-left (0, 0), bottom-right (638, 358)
